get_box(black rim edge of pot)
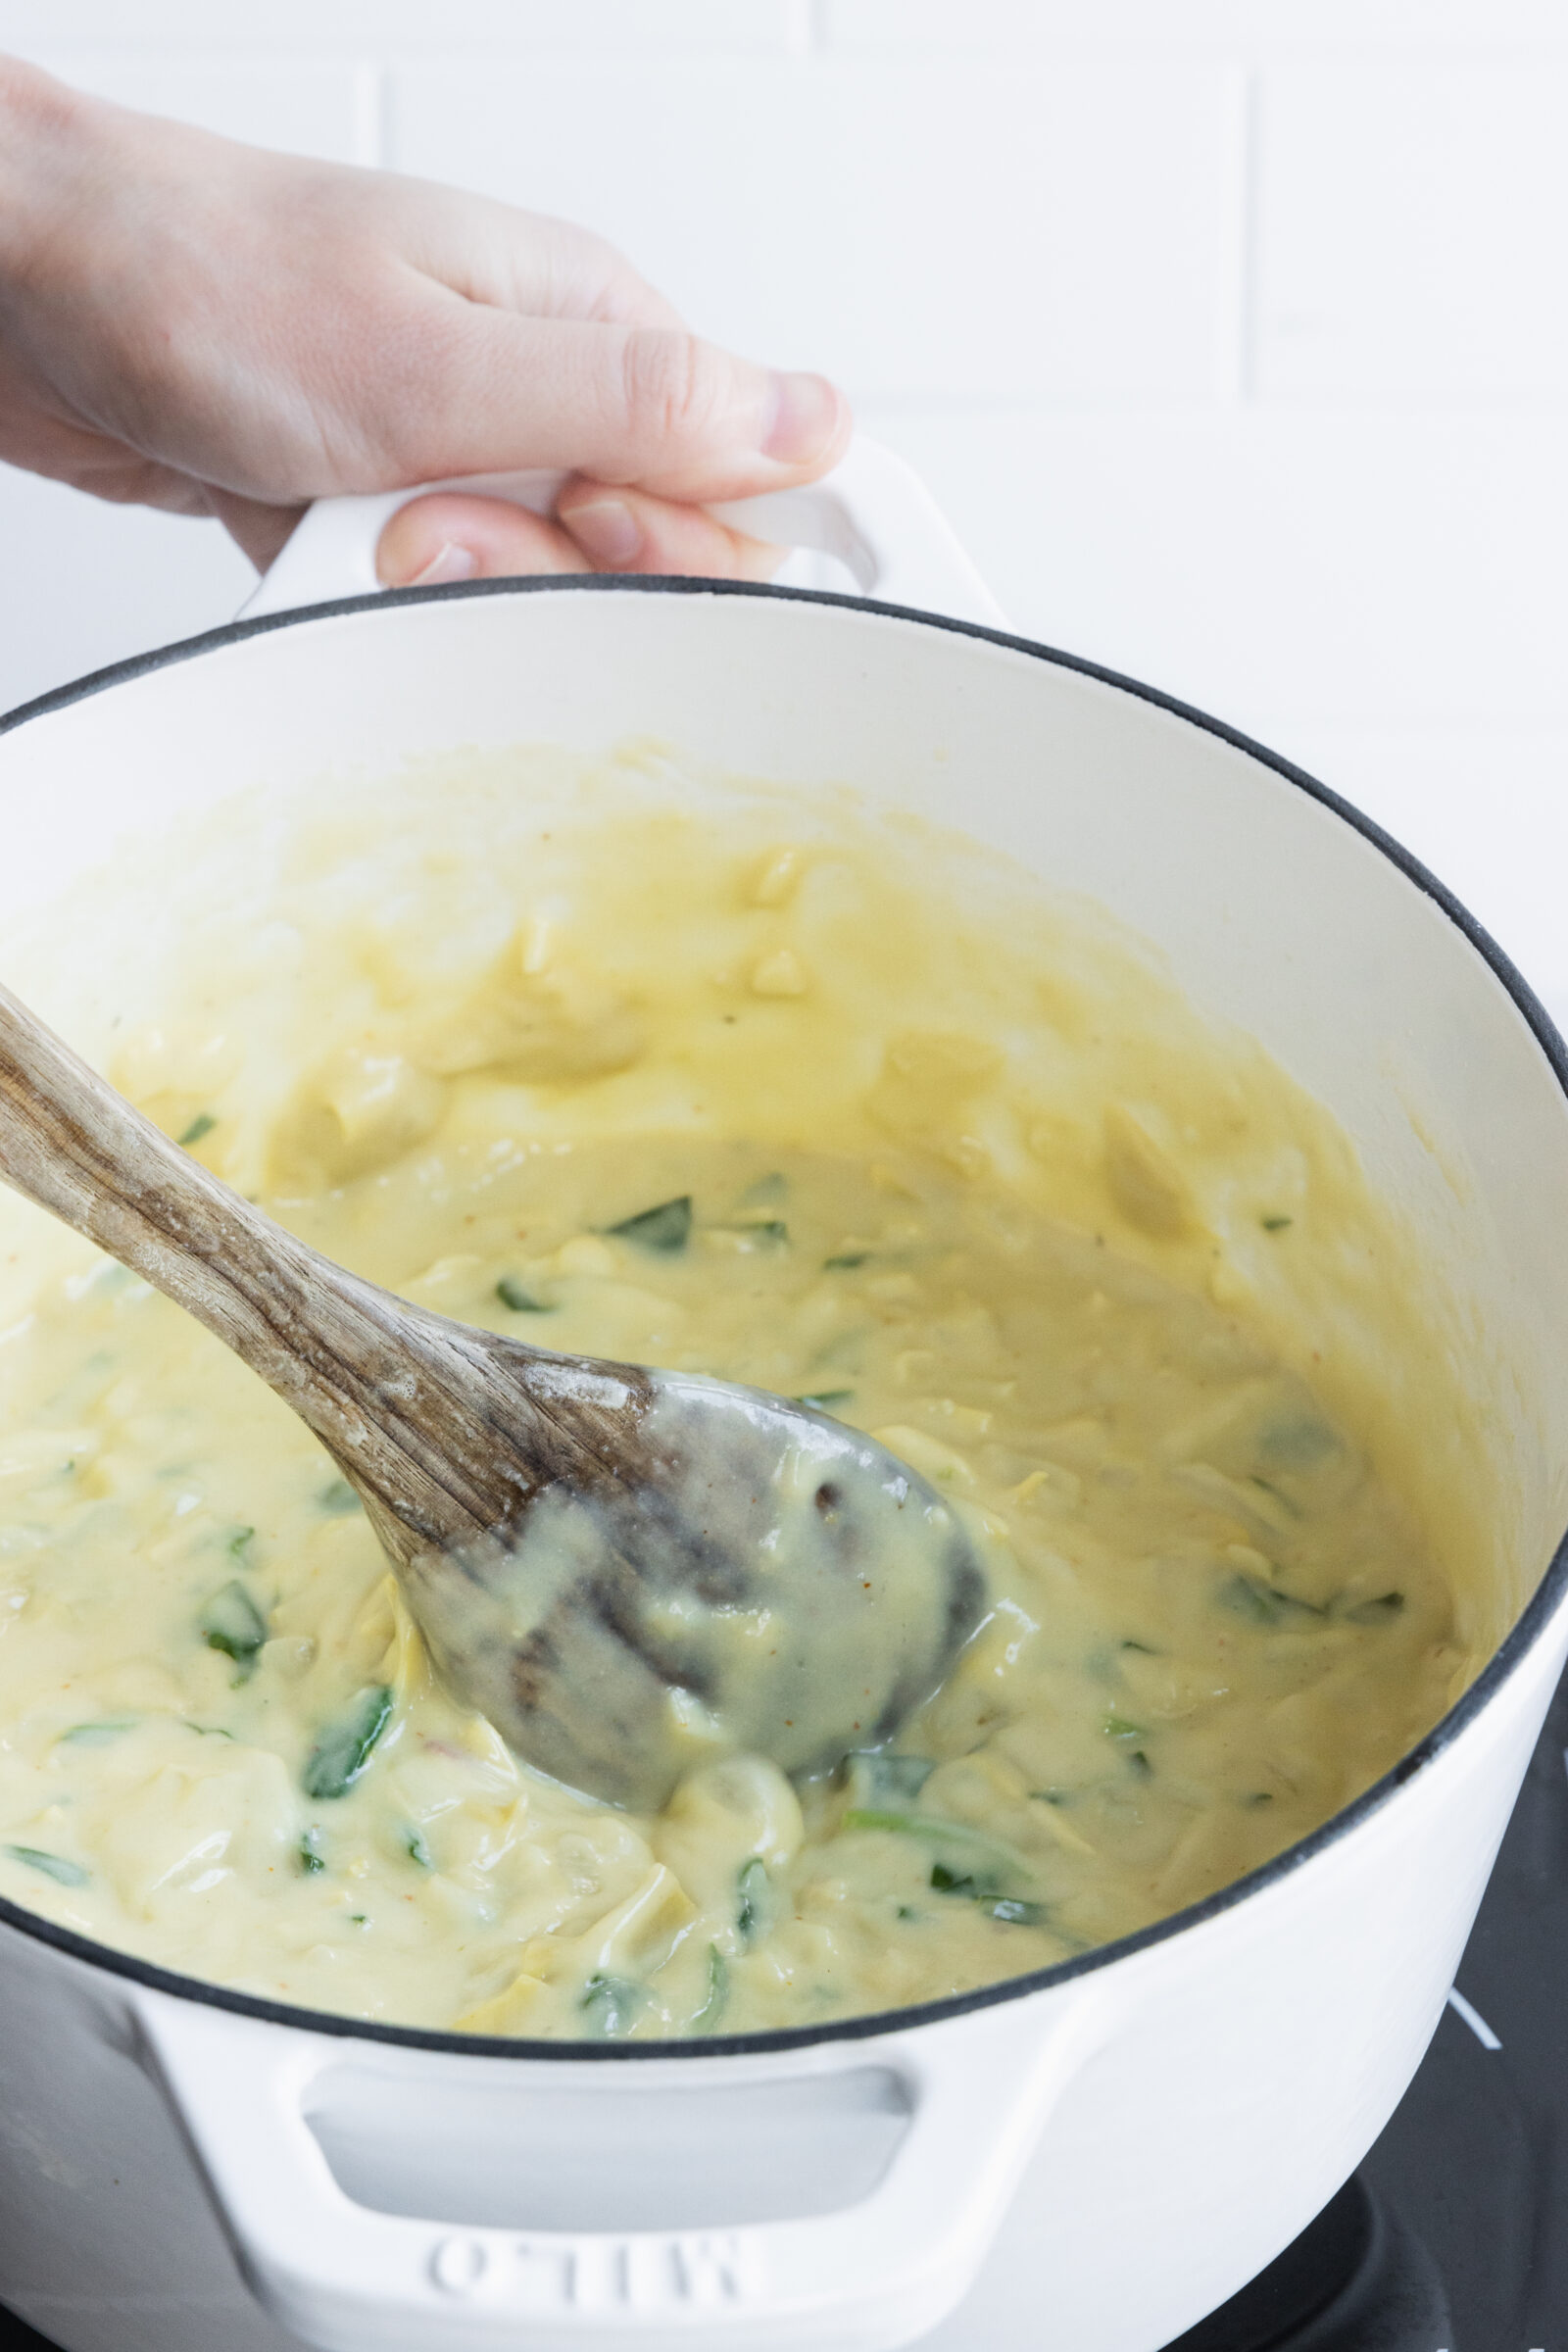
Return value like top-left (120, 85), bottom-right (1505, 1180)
top-left (2, 568), bottom-right (1565, 2063)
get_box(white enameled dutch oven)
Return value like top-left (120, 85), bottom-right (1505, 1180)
top-left (1, 445), bottom-right (1567, 2352)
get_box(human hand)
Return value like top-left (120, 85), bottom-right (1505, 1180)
top-left (0, 59), bottom-right (849, 587)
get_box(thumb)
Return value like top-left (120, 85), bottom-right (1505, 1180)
top-left (390, 297), bottom-right (850, 503)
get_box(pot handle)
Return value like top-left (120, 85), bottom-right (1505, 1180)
top-left (134, 1980), bottom-right (1112, 2352)
top-left (237, 436), bottom-right (1006, 629)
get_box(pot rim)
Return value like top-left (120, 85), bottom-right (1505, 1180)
top-left (2, 570), bottom-right (1565, 2063)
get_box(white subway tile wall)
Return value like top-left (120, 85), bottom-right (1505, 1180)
top-left (388, 60), bottom-right (1247, 401)
top-left (1, 4), bottom-right (1565, 1008)
top-left (27, 54), bottom-right (371, 157)
top-left (1255, 63), bottom-right (1568, 399)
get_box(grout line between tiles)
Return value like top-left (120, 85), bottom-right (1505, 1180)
top-left (1236, 64), bottom-right (1262, 405)
top-left (351, 61), bottom-right (387, 170)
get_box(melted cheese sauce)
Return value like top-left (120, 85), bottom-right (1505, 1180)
top-left (0, 754), bottom-right (1482, 2037)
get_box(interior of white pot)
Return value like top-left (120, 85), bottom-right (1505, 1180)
top-left (4, 579), bottom-right (1567, 1671)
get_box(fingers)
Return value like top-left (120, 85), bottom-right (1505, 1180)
top-left (386, 299), bottom-right (850, 507)
top-left (555, 479), bottom-right (781, 581)
top-left (375, 493), bottom-right (588, 585)
top-left (376, 484), bottom-right (781, 588)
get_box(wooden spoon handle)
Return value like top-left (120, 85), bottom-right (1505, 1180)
top-left (0, 980), bottom-right (505, 1533)
top-left (0, 979), bottom-right (326, 1336)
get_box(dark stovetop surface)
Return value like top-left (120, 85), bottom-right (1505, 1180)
top-left (1167, 1660), bottom-right (1568, 2352)
top-left (5, 1668), bottom-right (1568, 2352)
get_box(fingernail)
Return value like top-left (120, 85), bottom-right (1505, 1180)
top-left (562, 498), bottom-right (642, 569)
top-left (408, 540), bottom-right (477, 587)
top-left (762, 370), bottom-right (843, 466)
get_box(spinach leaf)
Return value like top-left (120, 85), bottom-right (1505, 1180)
top-left (1343, 1589), bottom-right (1405, 1625)
top-left (841, 1807), bottom-right (1002, 1846)
top-left (1258, 1416), bottom-right (1337, 1471)
top-left (928, 1861), bottom-right (1047, 1927)
top-left (930, 1858), bottom-right (1005, 1899)
top-left (605, 1197), bottom-right (691, 1253)
top-left (59, 1718), bottom-right (136, 1746)
top-left (843, 1751), bottom-right (934, 1808)
top-left (736, 1856), bottom-right (770, 1944)
top-left (579, 1973), bottom-right (641, 2036)
top-left (692, 1944), bottom-right (729, 2034)
top-left (303, 1685), bottom-right (393, 1800)
top-left (496, 1276), bottom-right (555, 1313)
top-left (5, 1844), bottom-right (87, 1887)
top-left (1218, 1572), bottom-right (1322, 1627)
top-left (201, 1579), bottom-right (268, 1674)
top-left (840, 1809), bottom-right (1028, 1894)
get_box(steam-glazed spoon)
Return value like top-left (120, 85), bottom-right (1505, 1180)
top-left (0, 981), bottom-right (987, 1808)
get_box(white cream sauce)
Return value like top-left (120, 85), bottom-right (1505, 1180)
top-left (0, 754), bottom-right (1485, 2037)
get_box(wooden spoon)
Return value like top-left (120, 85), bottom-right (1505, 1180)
top-left (0, 983), bottom-right (987, 1809)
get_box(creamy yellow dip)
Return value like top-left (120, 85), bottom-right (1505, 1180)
top-left (0, 751), bottom-right (1483, 2038)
